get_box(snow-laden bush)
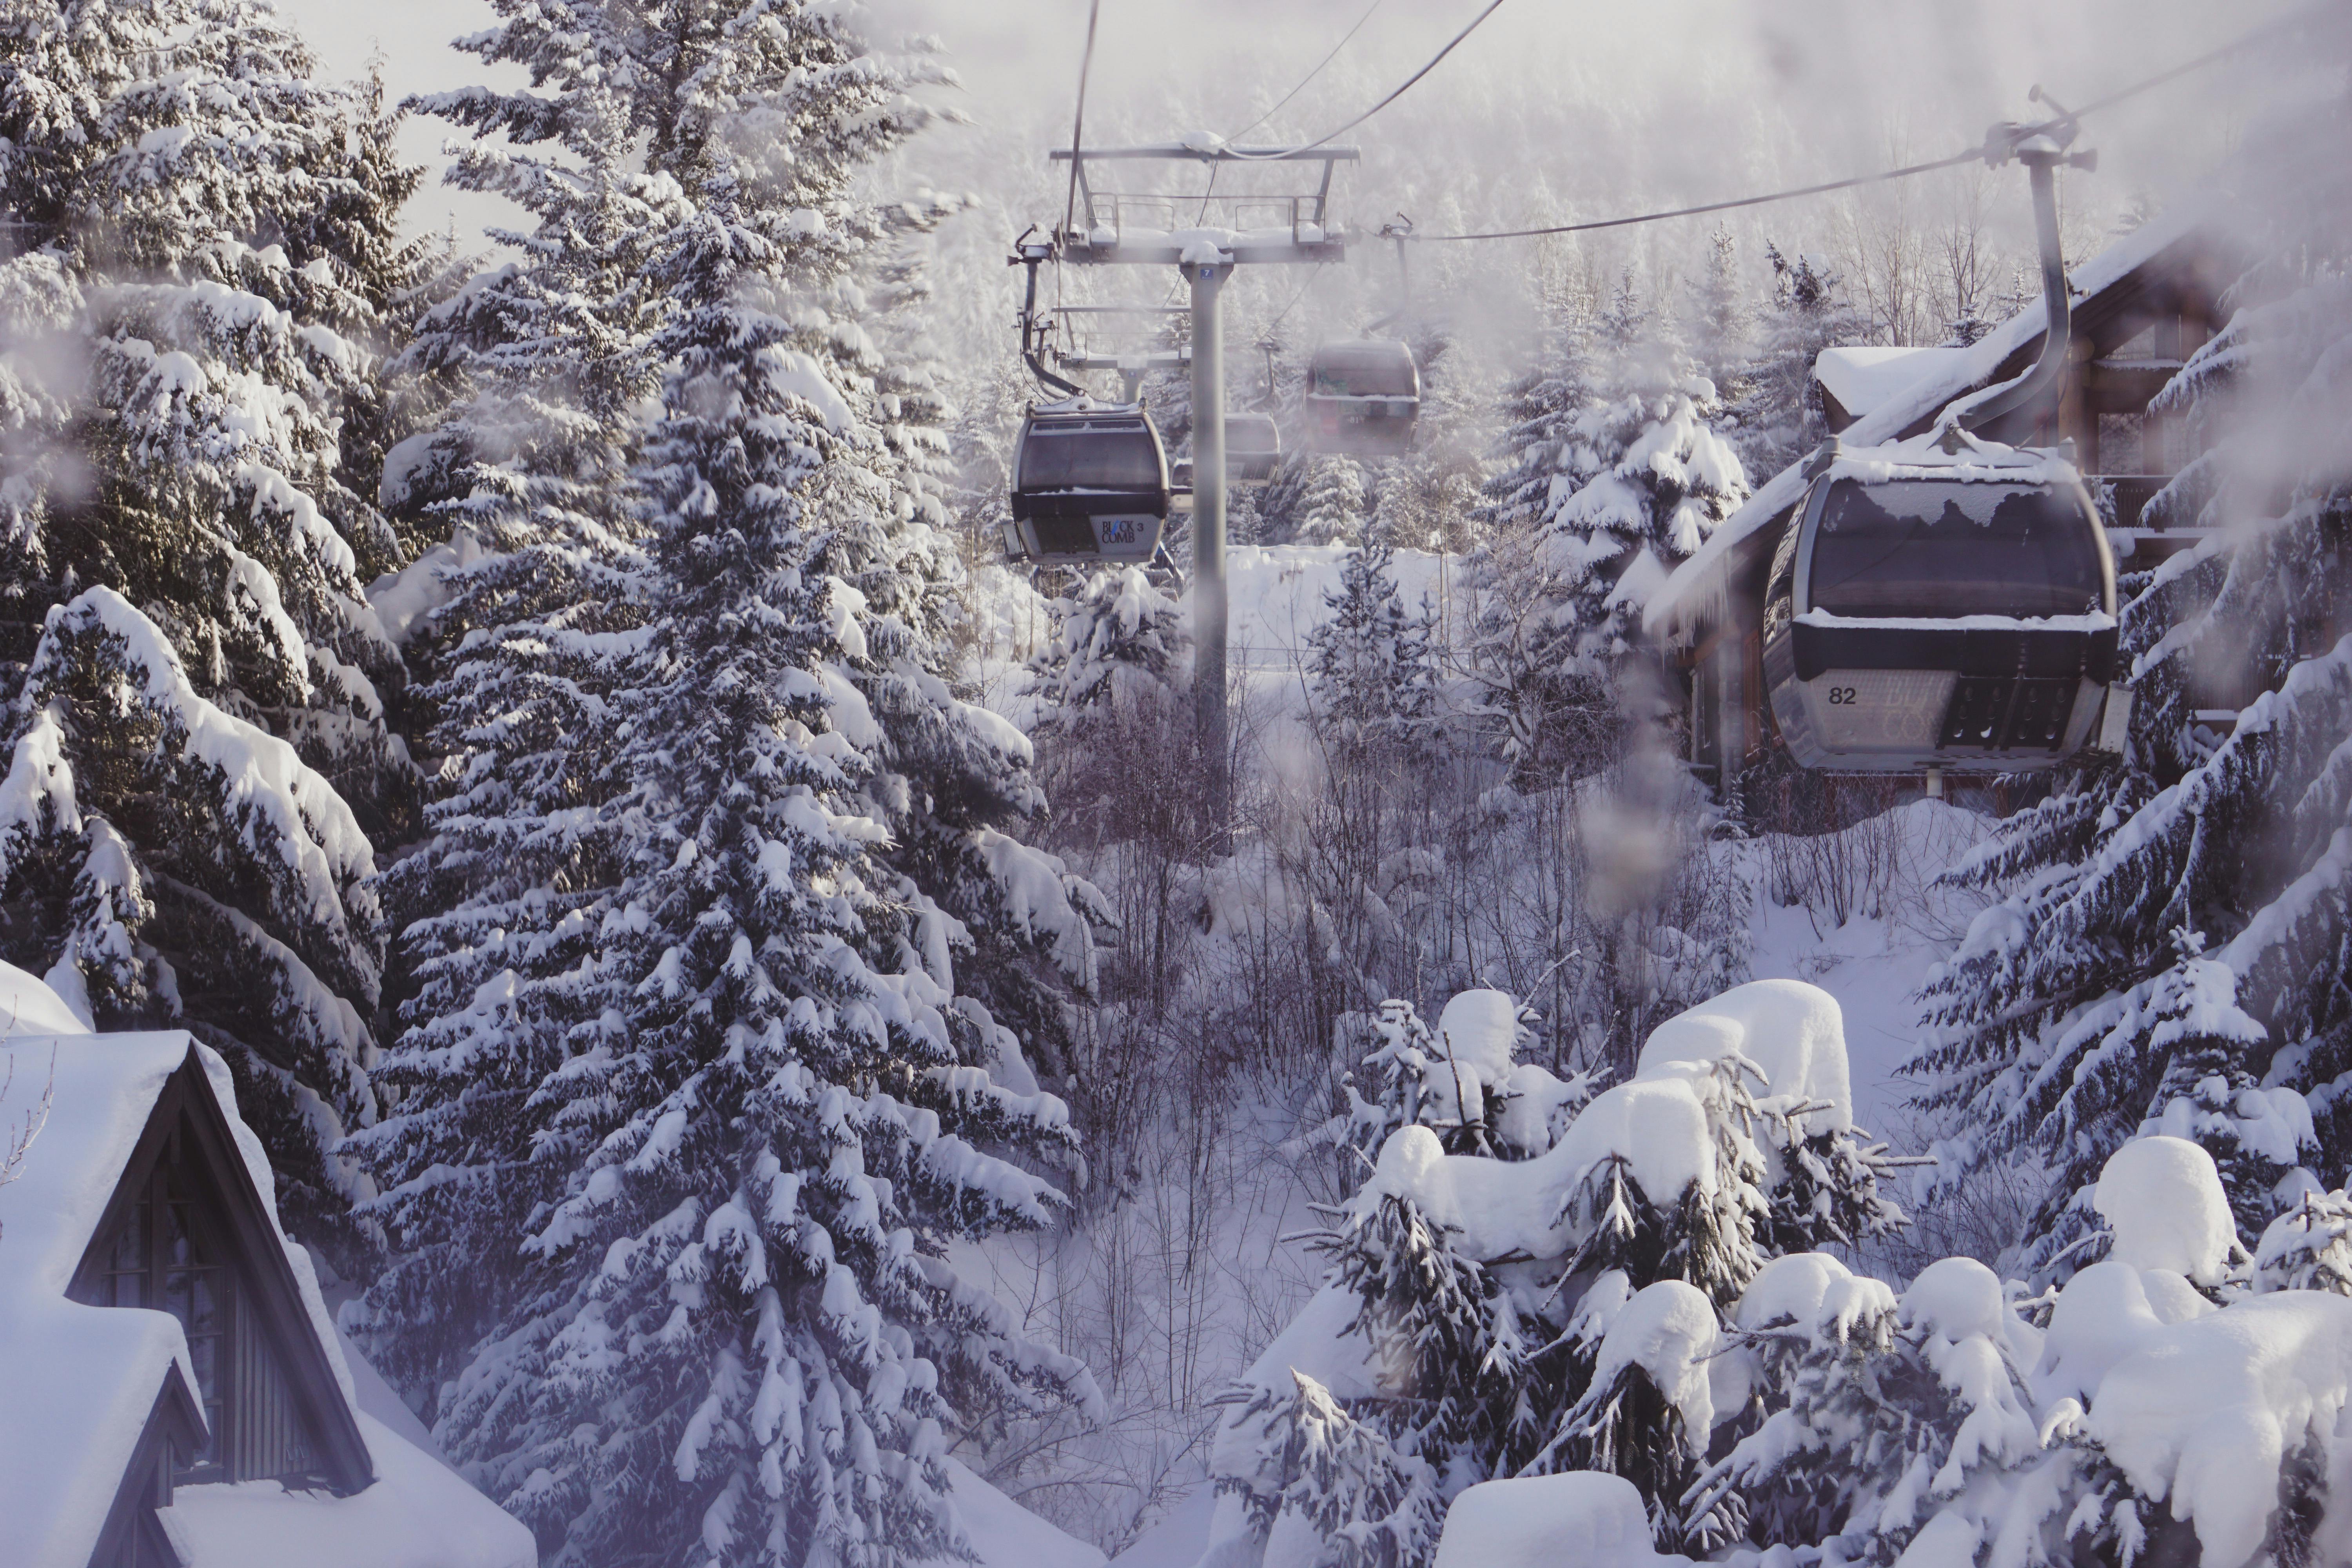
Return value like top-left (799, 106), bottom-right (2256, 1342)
top-left (1222, 993), bottom-right (2352, 1568)
top-left (1200, 979), bottom-right (1901, 1568)
top-left (1693, 1134), bottom-right (2352, 1568)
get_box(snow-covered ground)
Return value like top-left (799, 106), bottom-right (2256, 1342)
top-left (1736, 799), bottom-right (1993, 1133)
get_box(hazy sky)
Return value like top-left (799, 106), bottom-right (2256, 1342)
top-left (276, 0), bottom-right (2293, 254)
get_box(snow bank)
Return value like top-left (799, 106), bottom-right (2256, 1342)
top-left (163, 1413), bottom-right (535, 1568)
top-left (1636, 978), bottom-right (1853, 1132)
top-left (1432, 1472), bottom-right (1691, 1568)
top-left (938, 1455), bottom-right (1108, 1568)
top-left (2094, 1135), bottom-right (2239, 1283)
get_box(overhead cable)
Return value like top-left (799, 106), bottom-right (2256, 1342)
top-left (1225, 0), bottom-right (1508, 160)
top-left (1408, 2), bottom-right (2329, 243)
top-left (1227, 0), bottom-right (1388, 143)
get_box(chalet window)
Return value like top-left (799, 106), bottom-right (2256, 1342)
top-left (76, 1122), bottom-right (316, 1486)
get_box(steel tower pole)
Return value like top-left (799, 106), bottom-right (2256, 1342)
top-left (1189, 258), bottom-right (1233, 850)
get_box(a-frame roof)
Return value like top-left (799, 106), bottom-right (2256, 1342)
top-left (0, 983), bottom-right (534, 1568)
top-left (0, 1025), bottom-right (371, 1566)
top-left (71, 1043), bottom-right (380, 1490)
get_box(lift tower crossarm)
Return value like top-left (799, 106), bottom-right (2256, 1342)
top-left (1049, 145), bottom-right (1363, 162)
top-left (1051, 145), bottom-right (1357, 266)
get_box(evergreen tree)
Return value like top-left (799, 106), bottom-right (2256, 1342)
top-left (1686, 225), bottom-right (1752, 402)
top-left (1691, 1254), bottom-right (2044, 1564)
top-left (1321, 994), bottom-right (1589, 1165)
top-left (354, 0), bottom-right (693, 1396)
top-left (1366, 326), bottom-right (1489, 555)
top-left (0, 0), bottom-right (414, 1253)
top-left (1029, 566), bottom-right (1188, 722)
top-left (1468, 280), bottom-right (1748, 783)
top-left (354, 4), bottom-right (1104, 1560)
top-left (1912, 116), bottom-right (2352, 1276)
top-left (1722, 245), bottom-right (1869, 483)
top-left (1307, 541), bottom-right (1439, 765)
top-left (1296, 454), bottom-right (1370, 546)
top-left (1228, 985), bottom-right (1901, 1565)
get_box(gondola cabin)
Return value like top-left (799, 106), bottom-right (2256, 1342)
top-left (1644, 205), bottom-right (2232, 795)
top-left (1003, 405), bottom-right (1171, 566)
top-left (1227, 414), bottom-right (1283, 482)
top-left (1762, 428), bottom-right (2117, 772)
top-left (1304, 340), bottom-right (1419, 458)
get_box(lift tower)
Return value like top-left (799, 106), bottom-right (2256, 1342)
top-left (1048, 142), bottom-right (1356, 849)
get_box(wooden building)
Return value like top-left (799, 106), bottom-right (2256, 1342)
top-left (1647, 201), bottom-right (2233, 786)
top-left (0, 965), bottom-right (535, 1568)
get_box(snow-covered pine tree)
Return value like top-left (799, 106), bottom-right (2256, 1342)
top-left (1913, 104), bottom-right (2352, 1278)
top-left (2254, 1187), bottom-right (2352, 1295)
top-left (1367, 325), bottom-right (1488, 555)
top-left (1021, 564), bottom-right (1191, 861)
top-left (1267, 1372), bottom-right (1450, 1568)
top-left (1296, 454), bottom-right (1370, 547)
top-left (1722, 245), bottom-right (1869, 483)
top-left (1690, 1254), bottom-right (2044, 1564)
top-left (1306, 540), bottom-right (1439, 765)
top-left (1230, 984), bottom-right (1900, 1566)
top-left (318, 68), bottom-right (467, 565)
top-left (1686, 226), bottom-right (1752, 407)
top-left (1029, 566), bottom-right (1188, 722)
top-left (1467, 285), bottom-right (1612, 782)
top-left (1324, 991), bottom-right (1590, 1165)
top-left (0, 0), bottom-right (414, 1252)
top-left (354, 0), bottom-right (695, 1399)
top-left (1467, 276), bottom-right (1747, 783)
top-left (358, 5), bottom-right (1104, 1561)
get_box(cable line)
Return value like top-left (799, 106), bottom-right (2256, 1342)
top-left (1408, 2), bottom-right (2328, 242)
top-left (1413, 149), bottom-right (1985, 242)
top-left (1227, 0), bottom-right (1388, 143)
top-left (1225, 0), bottom-right (1508, 159)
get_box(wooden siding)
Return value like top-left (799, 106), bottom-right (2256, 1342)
top-left (232, 1283), bottom-right (317, 1483)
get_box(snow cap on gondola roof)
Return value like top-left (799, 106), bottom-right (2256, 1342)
top-left (1815, 421), bottom-right (2083, 488)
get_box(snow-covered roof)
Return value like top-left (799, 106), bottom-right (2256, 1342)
top-left (1813, 345), bottom-right (1975, 420)
top-left (1646, 193), bottom-right (2219, 640)
top-left (1, 957), bottom-right (94, 1036)
top-left (0, 962), bottom-right (533, 1568)
top-left (0, 1021), bottom-right (205, 1568)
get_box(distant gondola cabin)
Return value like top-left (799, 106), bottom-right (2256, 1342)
top-left (1304, 340), bottom-right (1420, 458)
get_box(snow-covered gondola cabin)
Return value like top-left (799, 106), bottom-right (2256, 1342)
top-left (0, 965), bottom-right (535, 1568)
top-left (1648, 204), bottom-right (2233, 786)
